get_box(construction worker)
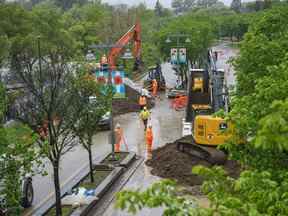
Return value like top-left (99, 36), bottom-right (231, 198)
top-left (114, 123), bottom-right (129, 152)
top-left (100, 54), bottom-right (108, 65)
top-left (139, 106), bottom-right (150, 131)
top-left (141, 88), bottom-right (149, 97)
top-left (138, 94), bottom-right (147, 110)
top-left (145, 125), bottom-right (153, 159)
top-left (152, 79), bottom-right (158, 97)
top-left (114, 123), bottom-right (121, 153)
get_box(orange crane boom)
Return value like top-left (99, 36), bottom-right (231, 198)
top-left (108, 22), bottom-right (141, 70)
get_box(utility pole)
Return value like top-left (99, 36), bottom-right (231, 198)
top-left (89, 43), bottom-right (129, 159)
top-left (37, 36), bottom-right (42, 79)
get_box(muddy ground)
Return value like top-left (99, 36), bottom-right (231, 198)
top-left (146, 142), bottom-right (241, 188)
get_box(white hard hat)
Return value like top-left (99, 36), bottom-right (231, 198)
top-left (115, 123), bottom-right (121, 128)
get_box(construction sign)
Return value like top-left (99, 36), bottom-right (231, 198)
top-left (95, 70), bottom-right (109, 84)
top-left (170, 48), bottom-right (178, 64)
top-left (179, 48), bottom-right (187, 64)
top-left (94, 70), bottom-right (125, 98)
top-left (111, 71), bottom-right (125, 98)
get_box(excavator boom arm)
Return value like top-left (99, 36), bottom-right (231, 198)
top-left (108, 22), bottom-right (141, 69)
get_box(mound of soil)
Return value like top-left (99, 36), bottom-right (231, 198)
top-left (113, 84), bottom-right (154, 115)
top-left (146, 142), bottom-right (241, 187)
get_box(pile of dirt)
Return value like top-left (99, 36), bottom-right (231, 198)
top-left (113, 84), bottom-right (154, 115)
top-left (146, 142), bottom-right (241, 187)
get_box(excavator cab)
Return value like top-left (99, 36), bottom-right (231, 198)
top-left (178, 52), bottom-right (232, 164)
top-left (193, 115), bottom-right (232, 146)
top-left (186, 69), bottom-right (212, 121)
top-left (178, 68), bottom-right (231, 164)
top-left (144, 64), bottom-right (166, 91)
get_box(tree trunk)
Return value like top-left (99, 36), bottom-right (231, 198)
top-left (53, 161), bottom-right (62, 216)
top-left (88, 137), bottom-right (94, 183)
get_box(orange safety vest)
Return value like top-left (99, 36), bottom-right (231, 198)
top-left (152, 80), bottom-right (158, 89)
top-left (101, 55), bottom-right (108, 64)
top-left (115, 128), bottom-right (123, 144)
top-left (145, 127), bottom-right (153, 145)
top-left (138, 96), bottom-right (147, 106)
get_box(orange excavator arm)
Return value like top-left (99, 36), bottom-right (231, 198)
top-left (108, 22), bottom-right (141, 70)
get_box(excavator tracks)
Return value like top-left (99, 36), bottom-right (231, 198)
top-left (176, 135), bottom-right (227, 165)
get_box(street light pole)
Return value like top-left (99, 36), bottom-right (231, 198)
top-left (89, 44), bottom-right (117, 159)
top-left (88, 44), bottom-right (132, 159)
top-left (107, 64), bottom-right (116, 159)
top-left (166, 33), bottom-right (190, 88)
top-left (37, 36), bottom-right (42, 79)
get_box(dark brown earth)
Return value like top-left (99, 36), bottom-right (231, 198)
top-left (113, 84), bottom-right (154, 115)
top-left (146, 142), bottom-right (241, 187)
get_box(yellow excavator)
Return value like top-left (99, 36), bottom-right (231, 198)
top-left (178, 57), bottom-right (230, 164)
top-left (178, 115), bottom-right (232, 164)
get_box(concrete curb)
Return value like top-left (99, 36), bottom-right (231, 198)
top-left (100, 152), bottom-right (136, 168)
top-left (25, 155), bottom-right (106, 216)
top-left (42, 152), bottom-right (135, 216)
top-left (119, 152), bottom-right (136, 168)
top-left (85, 157), bottom-right (145, 216)
top-left (69, 167), bottom-right (124, 216)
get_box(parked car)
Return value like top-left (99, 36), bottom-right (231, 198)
top-left (0, 164), bottom-right (34, 214)
top-left (89, 97), bottom-right (111, 130)
top-left (0, 120), bottom-right (34, 214)
top-left (98, 111), bottom-right (111, 130)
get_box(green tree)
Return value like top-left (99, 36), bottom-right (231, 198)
top-left (0, 35), bottom-right (10, 66)
top-left (0, 83), bottom-right (40, 215)
top-left (63, 3), bottom-right (107, 53)
top-left (8, 3), bottom-right (83, 215)
top-left (0, 3), bottom-right (32, 65)
top-left (154, 0), bottom-right (164, 17)
top-left (55, 0), bottom-right (89, 10)
top-left (116, 180), bottom-right (211, 215)
top-left (172, 0), bottom-right (185, 14)
top-left (172, 0), bottom-right (199, 13)
top-left (230, 0), bottom-right (241, 13)
top-left (156, 14), bottom-right (214, 65)
top-left (196, 0), bottom-right (218, 8)
top-left (116, 5), bottom-right (288, 216)
top-left (72, 72), bottom-right (112, 183)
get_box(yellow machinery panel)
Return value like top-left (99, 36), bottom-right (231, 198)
top-left (194, 115), bottom-right (232, 146)
top-left (192, 104), bottom-right (211, 110)
top-left (192, 77), bottom-right (203, 92)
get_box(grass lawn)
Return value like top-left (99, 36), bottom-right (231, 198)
top-left (79, 169), bottom-right (112, 189)
top-left (45, 206), bottom-right (75, 216)
top-left (101, 152), bottom-right (129, 166)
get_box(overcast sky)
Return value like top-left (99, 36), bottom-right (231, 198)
top-left (102, 0), bottom-right (234, 8)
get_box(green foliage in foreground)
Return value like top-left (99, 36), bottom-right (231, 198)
top-left (116, 166), bottom-right (288, 216)
top-left (0, 84), bottom-right (40, 215)
top-left (227, 5), bottom-right (288, 171)
top-left (193, 166), bottom-right (288, 216)
top-left (116, 179), bottom-right (211, 216)
top-left (116, 5), bottom-right (288, 216)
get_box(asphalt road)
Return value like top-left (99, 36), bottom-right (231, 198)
top-left (23, 131), bottom-right (111, 215)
